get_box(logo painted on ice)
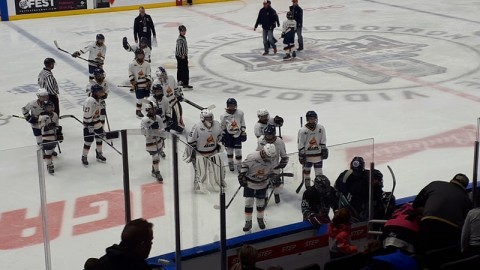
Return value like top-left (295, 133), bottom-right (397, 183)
top-left (224, 35), bottom-right (446, 85)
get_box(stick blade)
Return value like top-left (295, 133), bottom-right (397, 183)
top-left (213, 204), bottom-right (221, 210)
top-left (54, 40), bottom-right (60, 49)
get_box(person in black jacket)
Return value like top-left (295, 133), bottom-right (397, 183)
top-left (84, 218), bottom-right (159, 270)
top-left (133, 6), bottom-right (157, 48)
top-left (301, 175), bottom-right (339, 228)
top-left (413, 173), bottom-right (472, 254)
top-left (254, 0), bottom-right (280, 56)
top-left (289, 0), bottom-right (304, 51)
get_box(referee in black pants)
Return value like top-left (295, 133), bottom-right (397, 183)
top-left (176, 25), bottom-right (192, 89)
top-left (38, 58), bottom-right (60, 115)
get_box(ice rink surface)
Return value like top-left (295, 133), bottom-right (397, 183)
top-left (1, 0), bottom-right (480, 269)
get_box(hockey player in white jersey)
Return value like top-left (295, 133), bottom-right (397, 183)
top-left (123, 36), bottom-right (152, 63)
top-left (281, 11), bottom-right (297, 60)
top-left (297, 111), bottom-right (328, 188)
top-left (254, 108), bottom-right (284, 138)
top-left (147, 84), bottom-right (170, 158)
top-left (238, 143), bottom-right (278, 231)
top-left (129, 48), bottom-right (152, 118)
top-left (81, 84), bottom-right (107, 166)
top-left (220, 98), bottom-right (246, 172)
top-left (21, 88), bottom-right (49, 145)
top-left (154, 66), bottom-right (185, 133)
top-left (187, 109), bottom-right (225, 193)
top-left (256, 124), bottom-right (289, 204)
top-left (72, 34), bottom-right (106, 80)
top-left (141, 103), bottom-right (166, 182)
top-left (38, 100), bottom-right (63, 174)
top-left (86, 68), bottom-right (109, 126)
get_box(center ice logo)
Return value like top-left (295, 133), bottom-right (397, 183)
top-left (223, 35), bottom-right (446, 85)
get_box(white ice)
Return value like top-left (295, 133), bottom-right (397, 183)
top-left (1, 0), bottom-right (480, 269)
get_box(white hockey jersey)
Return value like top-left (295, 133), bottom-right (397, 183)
top-left (282, 19), bottom-right (297, 34)
top-left (38, 112), bottom-right (59, 141)
top-left (83, 96), bottom-right (103, 129)
top-left (254, 118), bottom-right (276, 138)
top-left (154, 75), bottom-right (179, 107)
top-left (297, 124), bottom-right (327, 157)
top-left (147, 95), bottom-right (171, 120)
top-left (256, 136), bottom-right (288, 167)
top-left (141, 115), bottom-right (166, 152)
top-left (129, 60), bottom-right (151, 89)
top-left (22, 100), bottom-right (44, 128)
top-left (188, 120), bottom-right (223, 157)
top-left (126, 43), bottom-right (152, 63)
top-left (79, 41), bottom-right (106, 66)
top-left (240, 151), bottom-right (277, 190)
top-left (220, 110), bottom-right (246, 137)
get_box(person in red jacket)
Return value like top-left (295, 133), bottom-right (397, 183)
top-left (381, 203), bottom-right (421, 254)
top-left (328, 208), bottom-right (358, 259)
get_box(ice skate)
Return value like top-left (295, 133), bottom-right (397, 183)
top-left (292, 51), bottom-right (296, 58)
top-left (152, 170), bottom-right (163, 183)
top-left (228, 161), bottom-right (235, 172)
top-left (275, 194), bottom-right (281, 204)
top-left (243, 220), bottom-right (252, 232)
top-left (283, 54), bottom-right (292, 60)
top-left (257, 218), bottom-right (266, 229)
top-left (160, 150), bottom-right (166, 158)
top-left (273, 47), bottom-right (277, 54)
top-left (52, 150), bottom-right (58, 157)
top-left (47, 164), bottom-right (54, 175)
top-left (96, 150), bottom-right (107, 163)
top-left (136, 110), bottom-right (144, 118)
top-left (81, 156), bottom-right (89, 166)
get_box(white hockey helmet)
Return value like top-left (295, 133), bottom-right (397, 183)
top-left (36, 88), bottom-right (49, 97)
top-left (257, 108), bottom-right (269, 117)
top-left (200, 109), bottom-right (213, 121)
top-left (144, 102), bottom-right (154, 110)
top-left (263, 143), bottom-right (276, 157)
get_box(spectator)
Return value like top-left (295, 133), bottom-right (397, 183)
top-left (413, 173), bottom-right (472, 253)
top-left (232, 244), bottom-right (263, 270)
top-left (176, 25), bottom-right (192, 89)
top-left (334, 157), bottom-right (385, 222)
top-left (301, 175), bottom-right (339, 229)
top-left (289, 0), bottom-right (303, 51)
top-left (38, 58), bottom-right (60, 115)
top-left (381, 203), bottom-right (421, 254)
top-left (461, 206), bottom-right (480, 256)
top-left (254, 0), bottom-right (280, 56)
top-left (84, 218), bottom-right (158, 270)
top-left (133, 6), bottom-right (157, 48)
top-left (328, 208), bottom-right (358, 259)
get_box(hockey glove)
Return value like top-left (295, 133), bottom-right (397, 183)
top-left (56, 126), bottom-right (64, 142)
top-left (155, 107), bottom-right (163, 116)
top-left (25, 115), bottom-right (38, 124)
top-left (281, 32), bottom-right (285, 38)
top-left (298, 153), bottom-right (305, 165)
top-left (321, 147), bottom-right (329, 160)
top-left (269, 174), bottom-right (282, 187)
top-left (273, 115), bottom-right (284, 127)
top-left (238, 174), bottom-right (248, 187)
top-left (45, 122), bottom-right (57, 131)
top-left (165, 117), bottom-right (174, 128)
top-left (274, 158), bottom-right (288, 169)
top-left (240, 132), bottom-right (247, 142)
top-left (100, 100), bottom-right (106, 108)
top-left (84, 123), bottom-right (95, 134)
top-left (72, 51), bottom-right (81, 58)
top-left (151, 122), bottom-right (159, 130)
top-left (122, 37), bottom-right (130, 50)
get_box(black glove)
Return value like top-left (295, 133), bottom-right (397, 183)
top-left (238, 174), bottom-right (248, 187)
top-left (155, 107), bottom-right (163, 116)
top-left (45, 122), bottom-right (56, 131)
top-left (240, 132), bottom-right (247, 142)
top-left (281, 32), bottom-right (285, 38)
top-left (299, 153), bottom-right (305, 165)
top-left (56, 126), bottom-right (64, 142)
top-left (25, 115), bottom-right (38, 124)
top-left (122, 37), bottom-right (129, 50)
top-left (269, 174), bottom-right (282, 187)
top-left (72, 51), bottom-right (81, 58)
top-left (273, 115), bottom-right (284, 127)
top-left (275, 159), bottom-right (288, 169)
top-left (321, 147), bottom-right (329, 160)
top-left (151, 122), bottom-right (159, 129)
top-left (165, 117), bottom-right (174, 128)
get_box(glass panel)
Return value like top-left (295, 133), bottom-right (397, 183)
top-left (0, 145), bottom-right (47, 270)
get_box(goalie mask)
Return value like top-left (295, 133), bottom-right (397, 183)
top-left (156, 66), bottom-right (168, 82)
top-left (200, 109), bottom-right (214, 128)
top-left (257, 108), bottom-right (269, 124)
top-left (350, 156), bottom-right (365, 173)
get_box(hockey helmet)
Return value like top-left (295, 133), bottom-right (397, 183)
top-left (93, 68), bottom-right (105, 80)
top-left (36, 88), bottom-right (49, 98)
top-left (96, 34), bottom-right (105, 41)
top-left (287, 11), bottom-right (294, 19)
top-left (152, 83), bottom-right (163, 91)
top-left (178, 25), bottom-right (187, 32)
top-left (90, 84), bottom-right (105, 97)
top-left (44, 57), bottom-right (55, 67)
top-left (200, 109), bottom-right (214, 122)
top-left (257, 108), bottom-right (269, 117)
top-left (135, 48), bottom-right (145, 56)
top-left (350, 156), bottom-right (365, 172)
top-left (314, 175), bottom-right (331, 193)
top-left (262, 143), bottom-right (276, 158)
top-left (43, 100), bottom-right (55, 112)
top-left (151, 84), bottom-right (163, 97)
top-left (139, 36), bottom-right (148, 45)
top-left (226, 98), bottom-right (237, 107)
top-left (264, 124), bottom-right (276, 136)
top-left (306, 111), bottom-right (317, 119)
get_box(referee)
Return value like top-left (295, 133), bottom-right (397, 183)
top-left (176, 25), bottom-right (192, 89)
top-left (38, 58), bottom-right (60, 115)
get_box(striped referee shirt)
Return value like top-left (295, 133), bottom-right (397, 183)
top-left (175, 35), bottom-right (188, 58)
top-left (38, 68), bottom-right (59, 95)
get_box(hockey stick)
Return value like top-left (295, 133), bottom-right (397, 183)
top-left (264, 187), bottom-right (276, 209)
top-left (117, 85), bottom-right (132, 88)
top-left (104, 110), bottom-right (113, 146)
top-left (296, 117), bottom-right (304, 194)
top-left (53, 40), bottom-right (102, 66)
top-left (12, 114), bottom-right (26, 119)
top-left (384, 165), bottom-right (397, 216)
top-left (181, 98), bottom-right (216, 111)
top-left (59, 114), bottom-right (122, 155)
top-left (214, 185), bottom-right (242, 210)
